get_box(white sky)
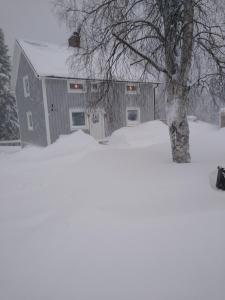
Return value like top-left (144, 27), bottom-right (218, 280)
top-left (0, 0), bottom-right (69, 57)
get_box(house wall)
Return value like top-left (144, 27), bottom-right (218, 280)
top-left (45, 79), bottom-right (155, 143)
top-left (45, 78), bottom-right (89, 143)
top-left (103, 82), bottom-right (155, 136)
top-left (155, 84), bottom-right (166, 121)
top-left (16, 53), bottom-right (47, 146)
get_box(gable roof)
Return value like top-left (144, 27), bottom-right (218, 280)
top-left (11, 39), bottom-right (159, 90)
top-left (18, 39), bottom-right (85, 79)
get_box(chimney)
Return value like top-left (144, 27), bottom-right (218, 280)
top-left (68, 32), bottom-right (80, 48)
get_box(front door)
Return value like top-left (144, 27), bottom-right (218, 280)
top-left (89, 109), bottom-right (105, 140)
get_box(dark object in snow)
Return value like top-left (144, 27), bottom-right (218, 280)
top-left (216, 167), bottom-right (225, 191)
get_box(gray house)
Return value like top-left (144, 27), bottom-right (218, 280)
top-left (12, 36), bottom-right (160, 147)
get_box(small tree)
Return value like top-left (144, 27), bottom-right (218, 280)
top-left (0, 28), bottom-right (19, 140)
top-left (54, 0), bottom-right (225, 163)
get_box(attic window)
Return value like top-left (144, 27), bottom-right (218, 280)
top-left (125, 83), bottom-right (139, 94)
top-left (67, 80), bottom-right (87, 93)
top-left (23, 75), bottom-right (30, 97)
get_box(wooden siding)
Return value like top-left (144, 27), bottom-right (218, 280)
top-left (88, 81), bottom-right (155, 136)
top-left (16, 53), bottom-right (47, 146)
top-left (45, 79), bottom-right (89, 143)
top-left (45, 79), bottom-right (155, 143)
top-left (155, 84), bottom-right (166, 121)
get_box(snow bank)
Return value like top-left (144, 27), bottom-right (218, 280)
top-left (0, 146), bottom-right (20, 155)
top-left (42, 130), bottom-right (100, 159)
top-left (108, 119), bottom-right (216, 149)
top-left (13, 130), bottom-right (101, 163)
top-left (189, 119), bottom-right (217, 136)
top-left (109, 120), bottom-right (169, 148)
top-left (1, 120), bottom-right (225, 300)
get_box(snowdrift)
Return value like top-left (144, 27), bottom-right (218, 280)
top-left (109, 120), bottom-right (169, 148)
top-left (13, 130), bottom-right (100, 162)
top-left (1, 120), bottom-right (225, 300)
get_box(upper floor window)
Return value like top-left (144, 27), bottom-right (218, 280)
top-left (23, 75), bottom-right (30, 97)
top-left (125, 83), bottom-right (140, 95)
top-left (67, 80), bottom-right (87, 93)
top-left (26, 111), bottom-right (33, 131)
top-left (91, 82), bottom-right (100, 93)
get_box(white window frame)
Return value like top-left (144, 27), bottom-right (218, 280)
top-left (26, 111), bottom-right (33, 131)
top-left (69, 108), bottom-right (88, 130)
top-left (23, 75), bottom-right (30, 97)
top-left (67, 80), bottom-right (87, 93)
top-left (126, 107), bottom-right (140, 126)
top-left (125, 83), bottom-right (140, 95)
top-left (91, 82), bottom-right (100, 93)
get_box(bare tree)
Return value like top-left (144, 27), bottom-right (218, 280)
top-left (53, 0), bottom-right (225, 163)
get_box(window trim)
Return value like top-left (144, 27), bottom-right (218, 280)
top-left (26, 111), bottom-right (33, 131)
top-left (69, 108), bottom-right (88, 130)
top-left (126, 107), bottom-right (140, 126)
top-left (125, 83), bottom-right (140, 95)
top-left (23, 75), bottom-right (30, 98)
top-left (67, 80), bottom-right (87, 93)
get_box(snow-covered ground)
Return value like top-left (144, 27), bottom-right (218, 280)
top-left (0, 120), bottom-right (225, 300)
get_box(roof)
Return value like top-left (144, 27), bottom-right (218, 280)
top-left (17, 40), bottom-right (86, 79)
top-left (11, 39), bottom-right (159, 89)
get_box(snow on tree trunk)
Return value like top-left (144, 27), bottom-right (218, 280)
top-left (163, 0), bottom-right (194, 163)
top-left (166, 80), bottom-right (190, 163)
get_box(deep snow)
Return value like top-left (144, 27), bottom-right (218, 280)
top-left (0, 120), bottom-right (225, 300)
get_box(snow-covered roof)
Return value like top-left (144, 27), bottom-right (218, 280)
top-left (18, 39), bottom-right (87, 79)
top-left (11, 39), bottom-right (158, 89)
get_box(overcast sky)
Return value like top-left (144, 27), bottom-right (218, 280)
top-left (0, 0), bottom-right (69, 57)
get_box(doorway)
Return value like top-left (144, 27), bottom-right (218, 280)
top-left (88, 109), bottom-right (105, 140)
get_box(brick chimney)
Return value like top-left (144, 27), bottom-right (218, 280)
top-left (68, 32), bottom-right (80, 48)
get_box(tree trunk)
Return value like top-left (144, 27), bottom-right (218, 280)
top-left (163, 0), bottom-right (194, 163)
top-left (168, 114), bottom-right (190, 163)
top-left (166, 80), bottom-right (191, 163)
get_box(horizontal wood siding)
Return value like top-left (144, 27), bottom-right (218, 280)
top-left (16, 53), bottom-right (47, 146)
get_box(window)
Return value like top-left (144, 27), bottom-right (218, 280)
top-left (125, 83), bottom-right (140, 95)
top-left (69, 108), bottom-right (87, 130)
top-left (91, 82), bottom-right (100, 93)
top-left (26, 111), bottom-right (33, 131)
top-left (67, 80), bottom-right (87, 93)
top-left (126, 107), bottom-right (140, 126)
top-left (23, 75), bottom-right (30, 97)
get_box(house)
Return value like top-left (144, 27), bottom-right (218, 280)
top-left (11, 34), bottom-right (161, 147)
